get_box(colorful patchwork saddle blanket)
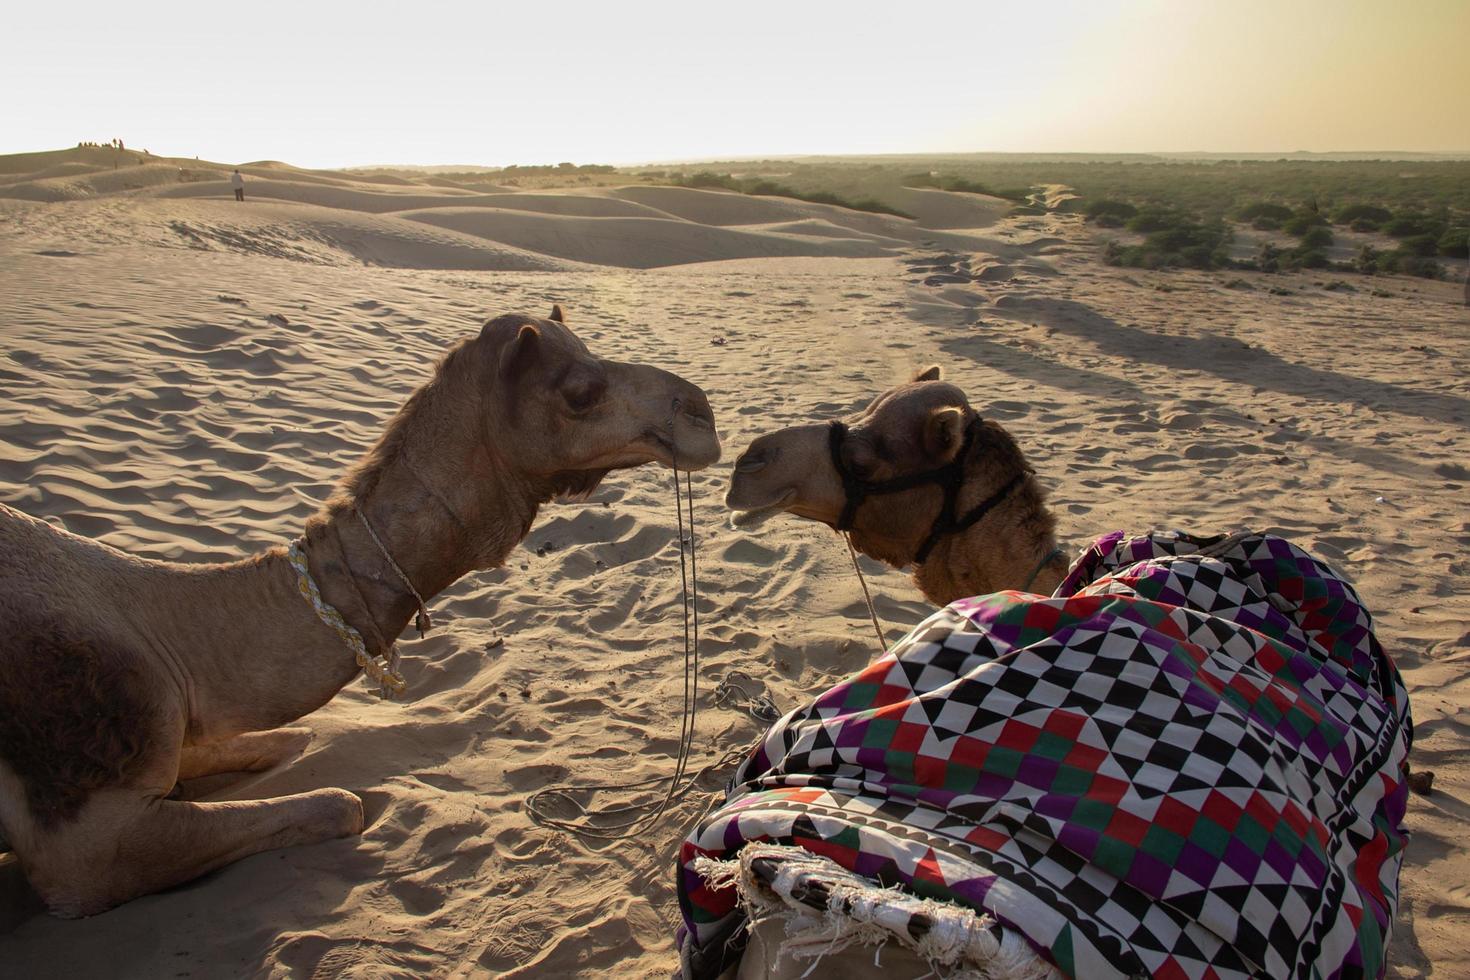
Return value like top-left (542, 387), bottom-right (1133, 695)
top-left (678, 530), bottom-right (1412, 979)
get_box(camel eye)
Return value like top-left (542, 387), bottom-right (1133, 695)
top-left (844, 444), bottom-right (878, 480)
top-left (562, 375), bottom-right (605, 414)
top-left (735, 449), bottom-right (770, 474)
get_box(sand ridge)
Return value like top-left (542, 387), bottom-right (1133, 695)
top-left (0, 155), bottom-right (1466, 977)
top-left (0, 155), bottom-right (1017, 271)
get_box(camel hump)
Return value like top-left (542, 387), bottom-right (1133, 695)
top-left (549, 304), bottom-right (566, 323)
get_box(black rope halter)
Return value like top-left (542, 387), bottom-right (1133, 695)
top-left (828, 416), bottom-right (1028, 564)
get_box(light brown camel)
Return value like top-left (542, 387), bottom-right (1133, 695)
top-left (726, 366), bottom-right (1066, 606)
top-left (723, 366), bottom-right (1067, 979)
top-left (0, 305), bottom-right (720, 917)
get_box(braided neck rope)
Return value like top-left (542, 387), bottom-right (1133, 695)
top-left (286, 539), bottom-right (407, 699)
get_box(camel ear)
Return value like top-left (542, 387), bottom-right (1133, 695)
top-left (922, 406), bottom-right (967, 462)
top-left (549, 304), bottom-right (566, 323)
top-left (913, 365), bottom-right (942, 383)
top-left (500, 323), bottom-right (541, 379)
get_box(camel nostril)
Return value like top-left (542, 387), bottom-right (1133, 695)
top-left (681, 400), bottom-right (715, 430)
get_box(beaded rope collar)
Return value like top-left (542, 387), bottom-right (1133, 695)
top-left (286, 539), bottom-right (407, 699)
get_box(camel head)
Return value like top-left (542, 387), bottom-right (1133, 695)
top-left (727, 365), bottom-right (1061, 604)
top-left (481, 305), bottom-right (721, 496)
top-left (727, 365), bottom-right (966, 555)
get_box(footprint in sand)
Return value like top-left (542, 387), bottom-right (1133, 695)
top-left (388, 878), bottom-right (446, 916)
top-left (1184, 443), bottom-right (1239, 460)
top-left (502, 763), bottom-right (569, 793)
top-left (723, 538), bottom-right (780, 565)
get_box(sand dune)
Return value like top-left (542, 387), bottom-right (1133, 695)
top-left (0, 161), bottom-right (108, 186)
top-left (151, 179), bottom-right (494, 211)
top-left (1, 199), bottom-right (583, 271)
top-left (155, 181), bottom-right (683, 219)
top-left (394, 207), bottom-right (893, 268)
top-left (0, 162), bottom-right (215, 202)
top-left (0, 149), bottom-right (1466, 977)
top-left (742, 218), bottom-right (912, 245)
top-left (884, 186), bottom-right (1014, 229)
top-left (0, 156), bottom-right (1018, 269)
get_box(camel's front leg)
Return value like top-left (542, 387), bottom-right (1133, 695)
top-left (177, 728), bottom-right (314, 780)
top-left (27, 788), bottom-right (363, 918)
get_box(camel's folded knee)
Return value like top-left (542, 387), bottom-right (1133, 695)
top-left (26, 865), bottom-right (121, 920)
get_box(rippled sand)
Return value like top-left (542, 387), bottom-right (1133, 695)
top-left (0, 158), bottom-right (1466, 977)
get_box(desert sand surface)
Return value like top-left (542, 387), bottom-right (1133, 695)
top-left (0, 153), bottom-right (1466, 978)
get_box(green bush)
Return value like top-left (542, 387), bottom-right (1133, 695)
top-left (1362, 245), bottom-right (1442, 278)
top-left (681, 171), bottom-right (739, 190)
top-left (1333, 203), bottom-right (1392, 225)
top-left (1236, 202), bottom-right (1294, 223)
top-left (674, 171), bottom-right (912, 217)
top-left (1383, 212), bottom-right (1445, 238)
top-left (1284, 211), bottom-right (1329, 236)
top-left (1254, 232), bottom-right (1335, 272)
top-left (1386, 253), bottom-right (1443, 278)
top-left (1437, 227), bottom-right (1469, 257)
top-left (1350, 217), bottom-right (1382, 233)
top-left (942, 177), bottom-right (1000, 196)
top-left (903, 173), bottom-right (1030, 201)
top-left (1084, 199), bottom-right (1138, 227)
top-left (495, 162), bottom-right (616, 176)
top-left (1126, 207), bottom-right (1183, 233)
top-left (1252, 215), bottom-right (1283, 231)
top-left (1299, 226), bottom-right (1335, 249)
top-left (1350, 242), bottom-right (1441, 278)
top-left (744, 180), bottom-right (788, 196)
top-left (1400, 234), bottom-right (1440, 257)
top-left (1103, 215), bottom-right (1232, 270)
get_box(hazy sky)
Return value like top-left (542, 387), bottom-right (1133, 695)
top-left (5, 0), bottom-right (1466, 167)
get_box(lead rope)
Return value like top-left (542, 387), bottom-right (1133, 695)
top-left (357, 507), bottom-right (433, 638)
top-left (526, 461), bottom-right (740, 840)
top-left (843, 531), bottom-right (888, 655)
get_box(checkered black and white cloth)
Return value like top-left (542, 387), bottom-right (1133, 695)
top-left (678, 531), bottom-right (1411, 979)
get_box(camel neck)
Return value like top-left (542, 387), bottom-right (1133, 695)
top-left (306, 428), bottom-right (539, 668)
top-left (906, 475), bottom-right (1064, 606)
top-left (174, 404), bottom-right (545, 739)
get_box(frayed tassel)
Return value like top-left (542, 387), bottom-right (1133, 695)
top-left (694, 844), bottom-right (1059, 980)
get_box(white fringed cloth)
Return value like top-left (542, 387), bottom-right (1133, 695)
top-left (696, 842), bottom-right (1059, 980)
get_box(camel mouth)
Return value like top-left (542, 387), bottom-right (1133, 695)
top-left (728, 489), bottom-right (796, 529)
top-left (637, 425), bottom-right (721, 472)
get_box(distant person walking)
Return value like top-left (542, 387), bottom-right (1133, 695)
top-left (231, 169), bottom-right (245, 202)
